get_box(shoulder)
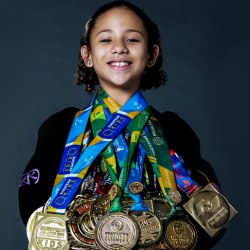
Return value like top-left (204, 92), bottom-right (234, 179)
top-left (18, 107), bottom-right (80, 225)
top-left (151, 107), bottom-right (201, 164)
top-left (36, 107), bottom-right (80, 149)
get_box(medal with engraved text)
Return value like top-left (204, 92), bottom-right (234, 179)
top-left (66, 196), bottom-right (97, 249)
top-left (95, 212), bottom-right (139, 250)
top-left (183, 183), bottom-right (238, 237)
top-left (130, 211), bottom-right (162, 246)
top-left (164, 216), bottom-right (197, 250)
top-left (28, 212), bottom-right (69, 250)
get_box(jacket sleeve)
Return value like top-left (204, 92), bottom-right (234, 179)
top-left (18, 107), bottom-right (79, 225)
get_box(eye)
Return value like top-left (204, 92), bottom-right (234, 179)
top-left (127, 38), bottom-right (140, 43)
top-left (100, 39), bottom-right (111, 43)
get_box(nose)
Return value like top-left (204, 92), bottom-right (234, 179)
top-left (111, 40), bottom-right (128, 54)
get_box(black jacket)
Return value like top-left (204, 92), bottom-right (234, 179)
top-left (18, 107), bottom-right (224, 249)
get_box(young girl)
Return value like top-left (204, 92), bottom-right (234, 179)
top-left (19, 1), bottom-right (235, 249)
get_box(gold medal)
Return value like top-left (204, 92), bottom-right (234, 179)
top-left (90, 194), bottom-right (111, 225)
top-left (183, 183), bottom-right (238, 237)
top-left (66, 196), bottom-right (97, 249)
top-left (26, 206), bottom-right (43, 241)
top-left (164, 216), bottom-right (197, 250)
top-left (168, 189), bottom-right (182, 204)
top-left (152, 197), bottom-right (171, 222)
top-left (128, 181), bottom-right (144, 194)
top-left (130, 211), bottom-right (163, 246)
top-left (95, 212), bottom-right (139, 250)
top-left (28, 212), bottom-right (69, 250)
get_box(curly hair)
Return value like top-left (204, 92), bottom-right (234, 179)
top-left (75, 0), bottom-right (168, 93)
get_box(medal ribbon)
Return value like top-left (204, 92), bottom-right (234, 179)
top-left (139, 112), bottom-right (177, 208)
top-left (96, 94), bottom-right (150, 212)
top-left (48, 89), bottom-right (147, 214)
top-left (170, 150), bottom-right (200, 195)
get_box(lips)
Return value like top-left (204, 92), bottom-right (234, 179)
top-left (109, 61), bottom-right (130, 67)
top-left (107, 60), bottom-right (132, 71)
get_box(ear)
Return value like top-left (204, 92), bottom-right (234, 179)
top-left (147, 45), bottom-right (160, 68)
top-left (80, 45), bottom-right (93, 67)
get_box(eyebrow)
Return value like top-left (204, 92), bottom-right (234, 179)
top-left (95, 29), bottom-right (144, 37)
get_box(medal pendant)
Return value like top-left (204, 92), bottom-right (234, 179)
top-left (164, 216), bottom-right (197, 250)
top-left (128, 181), bottom-right (144, 194)
top-left (26, 207), bottom-right (43, 242)
top-left (95, 212), bottom-right (139, 250)
top-left (168, 189), bottom-right (182, 204)
top-left (90, 194), bottom-right (111, 225)
top-left (152, 197), bottom-right (171, 222)
top-left (28, 212), bottom-right (69, 250)
top-left (130, 211), bottom-right (163, 247)
top-left (183, 183), bottom-right (238, 237)
top-left (66, 196), bottom-right (97, 249)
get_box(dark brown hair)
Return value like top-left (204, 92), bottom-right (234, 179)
top-left (75, 0), bottom-right (167, 92)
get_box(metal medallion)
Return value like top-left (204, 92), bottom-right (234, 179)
top-left (66, 196), bottom-right (97, 249)
top-left (130, 211), bottom-right (163, 246)
top-left (128, 182), bottom-right (144, 194)
top-left (90, 194), bottom-right (111, 225)
top-left (108, 184), bottom-right (120, 201)
top-left (26, 206), bottom-right (43, 241)
top-left (183, 183), bottom-right (238, 237)
top-left (164, 216), bottom-right (197, 250)
top-left (152, 197), bottom-right (171, 222)
top-left (95, 212), bottom-right (139, 250)
top-left (28, 212), bottom-right (69, 250)
top-left (168, 189), bottom-right (182, 204)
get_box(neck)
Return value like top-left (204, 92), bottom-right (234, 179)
top-left (100, 86), bottom-right (140, 106)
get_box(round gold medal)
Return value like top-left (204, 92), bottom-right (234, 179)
top-left (128, 181), bottom-right (144, 194)
top-left (168, 189), bottom-right (182, 204)
top-left (130, 211), bottom-right (162, 246)
top-left (95, 212), bottom-right (139, 250)
top-left (90, 194), bottom-right (111, 225)
top-left (66, 196), bottom-right (97, 248)
top-left (164, 217), bottom-right (197, 250)
top-left (152, 197), bottom-right (171, 222)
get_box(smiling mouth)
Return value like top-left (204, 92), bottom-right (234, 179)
top-left (108, 61), bottom-right (132, 67)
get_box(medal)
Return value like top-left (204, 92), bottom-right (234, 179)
top-left (28, 212), bottom-right (69, 250)
top-left (66, 196), bottom-right (97, 248)
top-left (95, 212), bottom-right (139, 250)
top-left (168, 189), bottom-right (182, 204)
top-left (90, 194), bottom-right (111, 225)
top-left (183, 183), bottom-right (238, 237)
top-left (164, 216), bottom-right (197, 250)
top-left (152, 197), bottom-right (171, 222)
top-left (128, 181), bottom-right (144, 194)
top-left (130, 211), bottom-right (162, 246)
top-left (26, 206), bottom-right (43, 241)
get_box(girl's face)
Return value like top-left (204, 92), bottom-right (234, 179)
top-left (82, 7), bottom-right (158, 93)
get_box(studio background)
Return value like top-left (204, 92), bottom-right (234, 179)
top-left (1, 0), bottom-right (248, 249)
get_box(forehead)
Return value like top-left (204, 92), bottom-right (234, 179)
top-left (92, 7), bottom-right (147, 34)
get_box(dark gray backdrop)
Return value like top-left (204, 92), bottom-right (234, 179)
top-left (1, 0), bottom-right (248, 249)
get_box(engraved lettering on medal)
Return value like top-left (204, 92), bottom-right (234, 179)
top-left (35, 217), bottom-right (67, 250)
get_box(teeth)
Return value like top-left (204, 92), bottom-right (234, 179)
top-left (110, 62), bottom-right (129, 66)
